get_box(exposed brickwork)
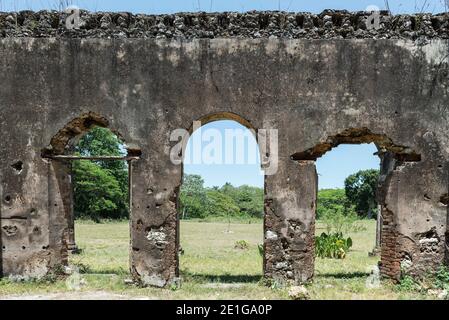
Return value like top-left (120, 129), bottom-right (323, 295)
top-left (380, 206), bottom-right (401, 280)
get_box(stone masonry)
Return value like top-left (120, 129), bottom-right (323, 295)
top-left (0, 10), bottom-right (448, 286)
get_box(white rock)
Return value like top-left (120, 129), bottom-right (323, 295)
top-left (266, 230), bottom-right (278, 240)
top-left (288, 286), bottom-right (310, 300)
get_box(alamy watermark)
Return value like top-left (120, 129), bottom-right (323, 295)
top-left (65, 5), bottom-right (80, 30)
top-left (169, 121), bottom-right (279, 175)
top-left (365, 5), bottom-right (381, 30)
top-left (65, 265), bottom-right (86, 291)
top-left (365, 265), bottom-right (381, 289)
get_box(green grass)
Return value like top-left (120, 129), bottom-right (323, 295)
top-left (0, 219), bottom-right (430, 300)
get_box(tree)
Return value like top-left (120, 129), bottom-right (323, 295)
top-left (317, 189), bottom-right (361, 234)
top-left (179, 174), bottom-right (208, 219)
top-left (73, 160), bottom-right (125, 221)
top-left (344, 169), bottom-right (380, 218)
top-left (72, 126), bottom-right (129, 221)
top-left (205, 189), bottom-right (241, 232)
top-left (317, 189), bottom-right (350, 220)
top-left (220, 183), bottom-right (264, 218)
top-left (179, 176), bottom-right (265, 220)
top-left (205, 190), bottom-right (240, 218)
top-left (232, 185), bottom-right (263, 218)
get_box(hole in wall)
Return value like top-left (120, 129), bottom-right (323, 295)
top-left (11, 161), bottom-right (23, 173)
top-left (439, 194), bottom-right (448, 206)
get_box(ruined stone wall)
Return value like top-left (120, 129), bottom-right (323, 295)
top-left (0, 11), bottom-right (448, 286)
top-left (0, 10), bottom-right (449, 40)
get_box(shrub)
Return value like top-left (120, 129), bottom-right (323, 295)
top-left (234, 240), bottom-right (249, 250)
top-left (258, 244), bottom-right (264, 257)
top-left (320, 204), bottom-right (365, 234)
top-left (434, 266), bottom-right (449, 290)
top-left (396, 275), bottom-right (420, 292)
top-left (315, 232), bottom-right (352, 259)
top-left (396, 266), bottom-right (449, 294)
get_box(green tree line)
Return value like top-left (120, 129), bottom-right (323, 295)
top-left (317, 169), bottom-right (380, 220)
top-left (71, 127), bottom-right (379, 221)
top-left (179, 174), bottom-right (264, 219)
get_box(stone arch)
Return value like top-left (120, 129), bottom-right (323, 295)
top-left (41, 111), bottom-right (141, 158)
top-left (40, 112), bottom-right (140, 272)
top-left (265, 127), bottom-right (423, 284)
top-left (290, 127), bottom-right (421, 162)
top-left (175, 111), bottom-right (267, 278)
top-left (187, 112), bottom-right (255, 131)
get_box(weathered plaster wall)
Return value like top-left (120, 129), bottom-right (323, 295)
top-left (0, 11), bottom-right (448, 286)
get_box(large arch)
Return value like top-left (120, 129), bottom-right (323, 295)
top-left (40, 112), bottom-right (140, 276)
top-left (175, 112), bottom-right (267, 278)
top-left (279, 127), bottom-right (429, 282)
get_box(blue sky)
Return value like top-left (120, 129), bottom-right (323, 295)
top-left (0, 0), bottom-right (446, 14)
top-left (315, 143), bottom-right (379, 189)
top-left (183, 121), bottom-right (379, 189)
top-left (184, 121), bottom-right (265, 188)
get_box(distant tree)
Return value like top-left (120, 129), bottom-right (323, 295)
top-left (75, 126), bottom-right (128, 191)
top-left (220, 182), bottom-right (236, 197)
top-left (316, 189), bottom-right (360, 233)
top-left (179, 177), bottom-right (264, 220)
top-left (205, 190), bottom-right (240, 218)
top-left (75, 126), bottom-right (124, 156)
top-left (232, 185), bottom-right (264, 218)
top-left (72, 127), bottom-right (129, 221)
top-left (220, 183), bottom-right (263, 218)
top-left (73, 160), bottom-right (125, 222)
top-left (179, 174), bottom-right (208, 219)
top-left (344, 169), bottom-right (380, 218)
top-left (317, 189), bottom-right (350, 220)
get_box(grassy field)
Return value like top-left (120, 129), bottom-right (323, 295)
top-left (0, 219), bottom-right (430, 300)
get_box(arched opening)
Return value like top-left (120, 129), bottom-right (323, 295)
top-left (42, 113), bottom-right (140, 277)
top-left (177, 115), bottom-right (265, 287)
top-left (291, 128), bottom-right (421, 294)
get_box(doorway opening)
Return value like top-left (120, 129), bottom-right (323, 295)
top-left (42, 119), bottom-right (138, 277)
top-left (65, 126), bottom-right (131, 275)
top-left (179, 119), bottom-right (265, 285)
top-left (314, 143), bottom-right (382, 286)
